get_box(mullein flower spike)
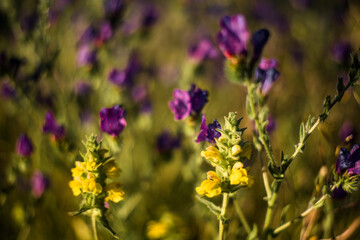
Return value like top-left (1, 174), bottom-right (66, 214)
top-left (69, 135), bottom-right (124, 235)
top-left (196, 112), bottom-right (253, 198)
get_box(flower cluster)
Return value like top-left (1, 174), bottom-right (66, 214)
top-left (254, 58), bottom-right (280, 95)
top-left (69, 135), bottom-right (124, 234)
top-left (169, 84), bottom-right (208, 120)
top-left (196, 112), bottom-right (253, 198)
top-left (196, 115), bottom-right (221, 143)
top-left (42, 111), bottom-right (66, 140)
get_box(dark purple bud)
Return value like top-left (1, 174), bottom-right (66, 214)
top-left (331, 41), bottom-right (352, 64)
top-left (336, 145), bottom-right (360, 174)
top-left (265, 115), bottom-right (276, 133)
top-left (196, 115), bottom-right (221, 143)
top-left (217, 15), bottom-right (250, 60)
top-left (31, 171), bottom-right (50, 198)
top-left (255, 58), bottom-right (280, 94)
top-left (16, 134), bottom-right (33, 157)
top-left (169, 89), bottom-right (191, 120)
top-left (1, 81), bottom-right (16, 99)
top-left (78, 25), bottom-right (97, 47)
top-left (339, 121), bottom-right (356, 143)
top-left (99, 105), bottom-right (127, 137)
top-left (42, 111), bottom-right (66, 139)
top-left (251, 29), bottom-right (270, 61)
top-left (156, 131), bottom-right (181, 154)
top-left (141, 5), bottom-right (159, 28)
top-left (188, 37), bottom-right (219, 63)
top-left (188, 84), bottom-right (208, 114)
top-left (77, 45), bottom-right (97, 67)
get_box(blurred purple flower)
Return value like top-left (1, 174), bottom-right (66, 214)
top-left (217, 15), bottom-right (250, 60)
top-left (95, 22), bottom-right (113, 46)
top-left (156, 130), bottom-right (181, 154)
top-left (20, 13), bottom-right (39, 32)
top-left (253, 1), bottom-right (289, 32)
top-left (42, 111), bottom-right (66, 139)
top-left (251, 29), bottom-right (270, 62)
top-left (49, 0), bottom-right (73, 23)
top-left (1, 81), bottom-right (16, 99)
top-left (188, 37), bottom-right (219, 63)
top-left (16, 134), bottom-right (33, 157)
top-left (265, 115), bottom-right (276, 133)
top-left (31, 171), bottom-right (50, 198)
top-left (77, 45), bottom-right (97, 67)
top-left (104, 0), bottom-right (124, 18)
top-left (78, 25), bottom-right (97, 47)
top-left (339, 121), bottom-right (356, 143)
top-left (108, 55), bottom-right (140, 88)
top-left (141, 5), bottom-right (159, 28)
top-left (131, 85), bottom-right (147, 102)
top-left (255, 58), bottom-right (280, 94)
top-left (169, 85), bottom-right (208, 120)
top-left (74, 81), bottom-right (92, 96)
top-left (336, 144), bottom-right (360, 175)
top-left (331, 41), bottom-right (352, 64)
top-left (99, 105), bottom-right (127, 137)
top-left (196, 115), bottom-right (221, 143)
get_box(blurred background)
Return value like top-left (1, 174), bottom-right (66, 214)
top-left (1, 0), bottom-right (360, 239)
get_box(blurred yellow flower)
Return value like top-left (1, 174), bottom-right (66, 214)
top-left (201, 146), bottom-right (222, 164)
top-left (83, 174), bottom-right (102, 195)
top-left (71, 161), bottom-right (86, 178)
top-left (103, 160), bottom-right (121, 179)
top-left (69, 178), bottom-right (83, 196)
top-left (229, 162), bottom-right (253, 187)
top-left (196, 171), bottom-right (222, 198)
top-left (105, 183), bottom-right (125, 203)
top-left (86, 159), bottom-right (102, 171)
top-left (146, 221), bottom-right (168, 239)
top-left (239, 142), bottom-right (252, 160)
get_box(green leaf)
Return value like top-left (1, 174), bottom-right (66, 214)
top-left (99, 215), bottom-right (118, 237)
top-left (196, 195), bottom-right (222, 217)
top-left (280, 205), bottom-right (291, 225)
top-left (299, 122), bottom-right (305, 142)
top-left (246, 96), bottom-right (255, 119)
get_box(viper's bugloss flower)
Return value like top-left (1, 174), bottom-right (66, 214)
top-left (339, 121), bottom-right (356, 143)
top-left (188, 37), bottom-right (219, 63)
top-left (96, 22), bottom-right (113, 46)
top-left (169, 89), bottom-right (191, 120)
top-left (77, 45), bottom-right (97, 67)
top-left (104, 0), bottom-right (124, 18)
top-left (196, 115), bottom-right (221, 143)
top-left (331, 41), bottom-right (352, 64)
top-left (201, 146), bottom-right (223, 165)
top-left (156, 131), bottom-right (181, 154)
top-left (251, 29), bottom-right (270, 62)
top-left (1, 81), bottom-right (16, 99)
top-left (217, 15), bottom-right (250, 61)
top-left (42, 111), bottom-right (66, 139)
top-left (336, 144), bottom-right (360, 175)
top-left (16, 134), bottom-right (33, 157)
top-left (229, 162), bottom-right (253, 186)
top-left (31, 171), bottom-right (50, 198)
top-left (255, 58), bottom-right (280, 94)
top-left (105, 182), bottom-right (125, 203)
top-left (189, 84), bottom-right (209, 115)
top-left (99, 105), bottom-right (127, 137)
top-left (146, 221), bottom-right (168, 239)
top-left (108, 54), bottom-right (140, 88)
top-left (196, 171), bottom-right (222, 198)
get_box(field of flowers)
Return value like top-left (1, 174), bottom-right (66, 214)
top-left (1, 0), bottom-right (360, 239)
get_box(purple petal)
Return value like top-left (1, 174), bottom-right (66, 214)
top-left (16, 134), bottom-right (33, 157)
top-left (99, 105), bottom-right (127, 136)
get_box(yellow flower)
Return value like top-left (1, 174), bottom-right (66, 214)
top-left (71, 161), bottom-right (86, 178)
top-left (86, 159), bottom-right (102, 171)
top-left (196, 171), bottom-right (222, 198)
top-left (146, 221), bottom-right (168, 239)
top-left (69, 178), bottom-right (83, 196)
top-left (105, 183), bottom-right (125, 203)
top-left (103, 160), bottom-right (121, 179)
top-left (231, 145), bottom-right (242, 155)
top-left (201, 146), bottom-right (222, 165)
top-left (239, 142), bottom-right (252, 160)
top-left (83, 174), bottom-right (102, 194)
top-left (229, 162), bottom-right (253, 187)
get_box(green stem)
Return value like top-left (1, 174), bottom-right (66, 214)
top-left (262, 180), bottom-right (282, 239)
top-left (234, 197), bottom-right (251, 235)
top-left (259, 152), bottom-right (271, 199)
top-left (219, 193), bottom-right (230, 240)
top-left (91, 211), bottom-right (98, 240)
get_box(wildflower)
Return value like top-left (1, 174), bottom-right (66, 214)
top-left (188, 85), bottom-right (209, 115)
top-left (188, 37), bottom-right (219, 63)
top-left (105, 182), bottom-right (125, 203)
top-left (71, 161), bottom-right (86, 177)
top-left (83, 174), bottom-right (103, 195)
top-left (42, 111), bottom-right (66, 139)
top-left (217, 15), bottom-right (250, 62)
top-left (99, 105), bottom-right (127, 137)
top-left (266, 115), bottom-right (276, 133)
top-left (251, 29), bottom-right (270, 62)
top-left (336, 144), bottom-right (360, 175)
top-left (196, 115), bottom-right (221, 143)
top-left (229, 162), bottom-right (253, 186)
top-left (96, 22), bottom-right (113, 45)
top-left (31, 171), bottom-right (50, 198)
top-left (16, 134), bottom-right (33, 157)
top-left (231, 145), bottom-right (242, 156)
top-left (146, 221), bottom-right (168, 239)
top-left (254, 58), bottom-right (280, 94)
top-left (104, 0), bottom-right (124, 18)
top-left (196, 171), bottom-right (222, 198)
top-left (201, 146), bottom-right (223, 165)
top-left (69, 178), bottom-right (83, 196)
top-left (108, 54), bottom-right (141, 88)
top-left (1, 81), bottom-right (16, 99)
top-left (339, 121), bottom-right (356, 143)
top-left (76, 45), bottom-right (97, 67)
top-left (156, 130), bottom-right (181, 154)
top-left (103, 160), bottom-right (122, 179)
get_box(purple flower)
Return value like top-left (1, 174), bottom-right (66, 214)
top-left (217, 15), bottom-right (250, 60)
top-left (131, 85), bottom-right (147, 102)
top-left (31, 171), bottom-right (50, 198)
top-left (141, 5), bottom-right (159, 28)
top-left (251, 29), bottom-right (270, 62)
top-left (169, 85), bottom-right (208, 120)
top-left (331, 41), bottom-right (352, 64)
top-left (96, 22), bottom-right (113, 45)
top-left (156, 131), bottom-right (181, 154)
top-left (42, 111), bottom-right (66, 139)
top-left (77, 45), bottom-right (97, 67)
top-left (78, 25), bottom-right (97, 47)
top-left (339, 121), bottom-right (356, 143)
top-left (99, 105), bottom-right (127, 137)
top-left (104, 0), bottom-right (124, 18)
top-left (196, 115), bottom-right (221, 143)
top-left (16, 134), bottom-right (33, 157)
top-left (188, 37), bottom-right (219, 63)
top-left (108, 54), bottom-right (140, 88)
top-left (1, 81), bottom-right (16, 99)
top-left (254, 58), bottom-right (280, 94)
top-left (336, 144), bottom-right (360, 175)
top-left (74, 81), bottom-right (92, 96)
top-left (265, 115), bottom-right (276, 133)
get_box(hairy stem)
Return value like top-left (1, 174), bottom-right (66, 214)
top-left (219, 193), bottom-right (230, 240)
top-left (91, 211), bottom-right (98, 240)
